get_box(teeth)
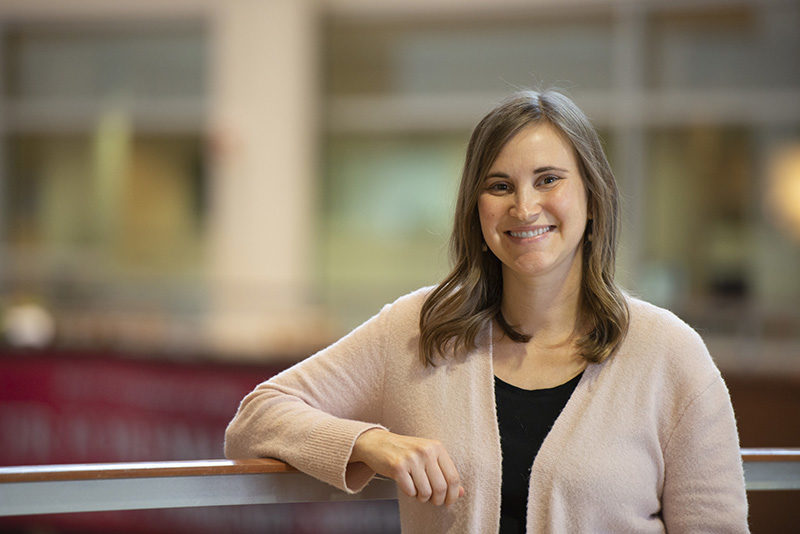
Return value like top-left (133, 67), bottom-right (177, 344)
top-left (509, 227), bottom-right (552, 238)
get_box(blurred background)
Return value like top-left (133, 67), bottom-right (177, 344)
top-left (0, 0), bottom-right (798, 532)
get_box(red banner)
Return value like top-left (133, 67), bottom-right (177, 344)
top-left (0, 350), bottom-right (399, 533)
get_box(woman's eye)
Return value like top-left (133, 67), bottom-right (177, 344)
top-left (539, 175), bottom-right (560, 186)
top-left (487, 182), bottom-right (510, 193)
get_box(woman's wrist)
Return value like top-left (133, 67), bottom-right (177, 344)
top-left (351, 427), bottom-right (388, 464)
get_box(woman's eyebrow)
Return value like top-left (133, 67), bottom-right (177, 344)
top-left (534, 166), bottom-right (569, 174)
top-left (485, 166), bottom-right (569, 180)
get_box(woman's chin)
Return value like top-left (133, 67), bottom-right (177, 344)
top-left (502, 252), bottom-right (581, 282)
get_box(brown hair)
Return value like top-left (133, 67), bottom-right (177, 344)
top-left (419, 89), bottom-right (629, 365)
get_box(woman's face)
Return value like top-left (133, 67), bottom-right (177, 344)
top-left (477, 121), bottom-right (589, 283)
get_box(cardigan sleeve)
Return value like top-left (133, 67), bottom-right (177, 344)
top-left (224, 302), bottom-right (394, 493)
top-left (660, 374), bottom-right (749, 533)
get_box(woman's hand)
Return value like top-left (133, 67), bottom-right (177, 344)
top-left (351, 428), bottom-right (465, 506)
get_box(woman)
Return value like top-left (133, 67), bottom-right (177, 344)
top-left (225, 90), bottom-right (748, 533)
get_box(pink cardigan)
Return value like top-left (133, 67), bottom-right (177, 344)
top-left (225, 288), bottom-right (748, 533)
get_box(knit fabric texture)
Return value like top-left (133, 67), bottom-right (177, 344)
top-left (225, 287), bottom-right (749, 533)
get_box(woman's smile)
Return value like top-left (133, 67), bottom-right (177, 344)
top-left (506, 225), bottom-right (556, 240)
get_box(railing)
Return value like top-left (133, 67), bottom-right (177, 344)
top-left (0, 449), bottom-right (798, 517)
top-left (740, 448), bottom-right (800, 491)
top-left (0, 458), bottom-right (396, 517)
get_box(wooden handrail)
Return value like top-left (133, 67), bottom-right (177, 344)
top-left (1, 448), bottom-right (797, 484)
top-left (740, 448), bottom-right (800, 462)
top-left (0, 448), bottom-right (797, 517)
top-left (0, 457), bottom-right (395, 517)
top-left (0, 458), bottom-right (295, 483)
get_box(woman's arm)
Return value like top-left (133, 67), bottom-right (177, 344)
top-left (660, 375), bottom-right (749, 533)
top-left (224, 295), bottom-right (464, 505)
top-left (224, 304), bottom-right (392, 493)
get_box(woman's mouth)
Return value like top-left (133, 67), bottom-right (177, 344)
top-left (507, 226), bottom-right (555, 238)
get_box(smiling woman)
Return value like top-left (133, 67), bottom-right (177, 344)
top-left (419, 91), bottom-right (626, 368)
top-left (225, 90), bottom-right (749, 534)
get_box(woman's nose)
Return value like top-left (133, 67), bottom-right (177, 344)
top-left (509, 189), bottom-right (541, 221)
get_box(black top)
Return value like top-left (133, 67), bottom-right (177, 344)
top-left (495, 371), bottom-right (583, 534)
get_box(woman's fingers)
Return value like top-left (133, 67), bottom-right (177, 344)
top-left (410, 462), bottom-right (433, 503)
top-left (394, 469), bottom-right (417, 499)
top-left (438, 454), bottom-right (462, 506)
top-left (425, 458), bottom-right (449, 505)
top-left (411, 440), bottom-right (459, 506)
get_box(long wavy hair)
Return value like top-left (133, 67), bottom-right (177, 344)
top-left (418, 89), bottom-right (629, 366)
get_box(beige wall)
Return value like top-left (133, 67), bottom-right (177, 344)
top-left (206, 0), bottom-right (324, 356)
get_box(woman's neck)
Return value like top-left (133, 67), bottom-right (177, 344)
top-left (500, 256), bottom-right (583, 346)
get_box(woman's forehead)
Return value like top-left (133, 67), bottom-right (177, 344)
top-left (487, 123), bottom-right (578, 173)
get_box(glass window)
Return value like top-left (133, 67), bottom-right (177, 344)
top-left (326, 15), bottom-right (615, 96)
top-left (320, 134), bottom-right (465, 329)
top-left (3, 131), bottom-right (206, 287)
top-left (646, 4), bottom-right (800, 89)
top-left (1, 23), bottom-right (208, 341)
top-left (4, 24), bottom-right (206, 100)
top-left (642, 125), bottom-right (800, 336)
